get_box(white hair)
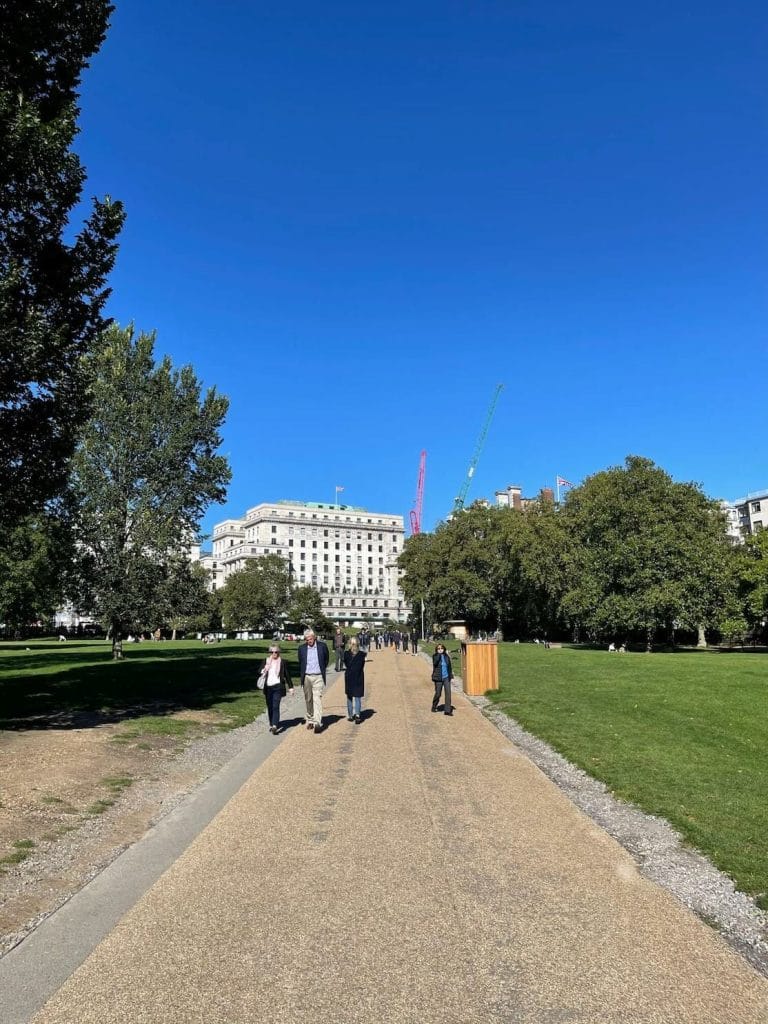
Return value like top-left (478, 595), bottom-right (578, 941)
top-left (304, 628), bottom-right (316, 639)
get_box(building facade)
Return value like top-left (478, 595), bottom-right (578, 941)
top-left (726, 490), bottom-right (768, 540)
top-left (198, 500), bottom-right (410, 627)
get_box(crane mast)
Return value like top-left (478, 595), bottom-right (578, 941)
top-left (452, 383), bottom-right (504, 515)
top-left (409, 450), bottom-right (426, 534)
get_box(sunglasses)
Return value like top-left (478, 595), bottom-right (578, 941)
top-left (269, 648), bottom-right (279, 654)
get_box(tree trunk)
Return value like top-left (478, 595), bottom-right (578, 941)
top-left (697, 624), bottom-right (707, 648)
top-left (645, 626), bottom-right (653, 653)
top-left (171, 627), bottom-right (177, 640)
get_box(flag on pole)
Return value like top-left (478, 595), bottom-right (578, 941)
top-left (556, 476), bottom-right (573, 488)
top-left (335, 486), bottom-right (344, 492)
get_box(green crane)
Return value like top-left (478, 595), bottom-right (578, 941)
top-left (452, 383), bottom-right (505, 515)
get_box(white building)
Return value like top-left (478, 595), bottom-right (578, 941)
top-left (198, 500), bottom-right (410, 627)
top-left (727, 490), bottom-right (768, 540)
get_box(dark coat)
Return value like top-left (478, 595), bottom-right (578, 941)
top-left (431, 651), bottom-right (453, 683)
top-left (258, 658), bottom-right (294, 697)
top-left (298, 640), bottom-right (329, 683)
top-left (343, 650), bottom-right (366, 697)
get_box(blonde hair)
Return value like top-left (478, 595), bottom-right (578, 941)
top-left (349, 636), bottom-right (359, 652)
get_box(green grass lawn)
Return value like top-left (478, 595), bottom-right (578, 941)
top-left (486, 644), bottom-right (768, 909)
top-left (0, 639), bottom-right (295, 734)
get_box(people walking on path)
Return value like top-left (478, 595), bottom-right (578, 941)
top-left (431, 643), bottom-right (454, 715)
top-left (333, 627), bottom-right (347, 671)
top-left (343, 635), bottom-right (366, 723)
top-left (410, 631), bottom-right (418, 655)
top-left (298, 628), bottom-right (329, 733)
top-left (258, 644), bottom-right (295, 734)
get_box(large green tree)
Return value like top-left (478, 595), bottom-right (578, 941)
top-left (221, 554), bottom-right (291, 632)
top-left (0, 1), bottom-right (124, 530)
top-left (70, 325), bottom-right (230, 656)
top-left (560, 456), bottom-right (732, 649)
top-left (0, 508), bottom-right (75, 632)
top-left (288, 585), bottom-right (323, 628)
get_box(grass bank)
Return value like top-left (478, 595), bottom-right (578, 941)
top-left (486, 644), bottom-right (768, 909)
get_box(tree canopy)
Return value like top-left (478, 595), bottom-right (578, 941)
top-left (70, 325), bottom-right (230, 655)
top-left (0, 1), bottom-right (124, 530)
top-left (221, 554), bottom-right (292, 632)
top-left (399, 456), bottom-right (735, 648)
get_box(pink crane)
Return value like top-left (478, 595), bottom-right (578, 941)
top-left (409, 450), bottom-right (427, 535)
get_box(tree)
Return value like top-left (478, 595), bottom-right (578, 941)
top-left (0, 1), bottom-right (125, 530)
top-left (70, 325), bottom-right (230, 656)
top-left (0, 508), bottom-right (75, 632)
top-left (731, 529), bottom-right (768, 640)
top-left (159, 559), bottom-right (212, 639)
top-left (560, 456), bottom-right (732, 649)
top-left (288, 585), bottom-right (323, 628)
top-left (221, 554), bottom-right (291, 632)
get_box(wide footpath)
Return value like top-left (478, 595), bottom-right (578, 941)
top-left (9, 647), bottom-right (768, 1022)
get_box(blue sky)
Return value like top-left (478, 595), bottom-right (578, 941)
top-left (76, 1), bottom-right (767, 539)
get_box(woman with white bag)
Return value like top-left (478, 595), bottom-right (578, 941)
top-left (258, 644), bottom-right (295, 735)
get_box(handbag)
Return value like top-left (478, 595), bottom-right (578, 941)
top-left (257, 668), bottom-right (267, 690)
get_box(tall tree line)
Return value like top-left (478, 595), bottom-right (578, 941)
top-left (399, 457), bottom-right (765, 648)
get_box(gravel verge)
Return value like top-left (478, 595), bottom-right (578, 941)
top-left (0, 710), bottom-right (272, 958)
top-left (471, 692), bottom-right (768, 977)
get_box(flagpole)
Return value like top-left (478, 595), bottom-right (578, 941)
top-left (556, 476), bottom-right (560, 504)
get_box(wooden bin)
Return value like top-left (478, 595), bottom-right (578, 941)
top-left (460, 641), bottom-right (499, 696)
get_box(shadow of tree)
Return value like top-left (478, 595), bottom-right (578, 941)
top-left (0, 642), bottom-right (293, 731)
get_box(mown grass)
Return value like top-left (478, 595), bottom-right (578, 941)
top-left (486, 644), bottom-right (768, 909)
top-left (0, 639), bottom-right (289, 736)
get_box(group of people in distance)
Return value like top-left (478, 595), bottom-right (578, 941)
top-left (258, 627), bottom-right (456, 735)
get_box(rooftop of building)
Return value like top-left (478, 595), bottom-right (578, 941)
top-left (730, 489), bottom-right (768, 505)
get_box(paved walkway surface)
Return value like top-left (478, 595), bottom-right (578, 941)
top-left (22, 649), bottom-right (768, 1022)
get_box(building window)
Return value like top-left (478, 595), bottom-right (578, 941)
top-left (271, 525), bottom-right (277, 533)
top-left (752, 501), bottom-right (762, 513)
top-left (271, 537), bottom-right (277, 544)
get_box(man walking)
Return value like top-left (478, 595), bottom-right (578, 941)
top-left (298, 628), bottom-right (330, 733)
top-left (333, 627), bottom-right (346, 671)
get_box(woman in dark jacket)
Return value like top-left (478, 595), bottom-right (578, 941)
top-left (258, 644), bottom-right (294, 734)
top-left (431, 643), bottom-right (453, 716)
top-left (343, 636), bottom-right (366, 724)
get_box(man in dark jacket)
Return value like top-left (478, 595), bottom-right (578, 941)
top-left (298, 628), bottom-right (330, 733)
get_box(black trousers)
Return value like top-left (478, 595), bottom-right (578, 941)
top-left (432, 677), bottom-right (452, 713)
top-left (265, 685), bottom-right (282, 727)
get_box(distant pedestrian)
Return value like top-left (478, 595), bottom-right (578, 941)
top-left (431, 643), bottom-right (454, 716)
top-left (344, 636), bottom-right (366, 724)
top-left (258, 644), bottom-right (295, 735)
top-left (333, 627), bottom-right (346, 671)
top-left (298, 628), bottom-right (330, 733)
top-left (410, 632), bottom-right (418, 655)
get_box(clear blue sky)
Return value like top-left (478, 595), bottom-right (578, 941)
top-left (76, 1), bottom-right (767, 540)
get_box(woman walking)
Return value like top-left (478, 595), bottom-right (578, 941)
top-left (343, 636), bottom-right (366, 724)
top-left (431, 643), bottom-right (453, 716)
top-left (258, 644), bottom-right (295, 734)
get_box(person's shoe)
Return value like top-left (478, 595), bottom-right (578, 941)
top-left (354, 714), bottom-right (361, 724)
top-left (445, 710), bottom-right (453, 716)
top-left (269, 725), bottom-right (276, 734)
top-left (306, 722), bottom-right (314, 731)
top-left (431, 706), bottom-right (439, 713)
top-left (313, 724), bottom-right (322, 734)
top-left (347, 716), bottom-right (354, 722)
